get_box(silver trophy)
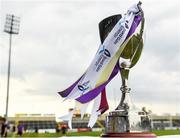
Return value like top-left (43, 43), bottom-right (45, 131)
top-left (99, 2), bottom-right (155, 136)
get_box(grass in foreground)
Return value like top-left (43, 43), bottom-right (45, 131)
top-left (8, 132), bottom-right (101, 137)
top-left (153, 130), bottom-right (180, 136)
top-left (8, 130), bottom-right (180, 137)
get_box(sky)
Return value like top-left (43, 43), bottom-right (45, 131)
top-left (0, 0), bottom-right (180, 117)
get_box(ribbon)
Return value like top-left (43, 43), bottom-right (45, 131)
top-left (58, 3), bottom-right (143, 128)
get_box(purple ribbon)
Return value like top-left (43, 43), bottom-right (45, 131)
top-left (126, 15), bottom-right (142, 38)
top-left (58, 74), bottom-right (84, 97)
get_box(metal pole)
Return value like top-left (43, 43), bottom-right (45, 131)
top-left (5, 15), bottom-right (14, 119)
top-left (5, 33), bottom-right (12, 119)
top-left (4, 14), bottom-right (20, 119)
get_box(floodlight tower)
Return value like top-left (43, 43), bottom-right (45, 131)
top-left (4, 14), bottom-right (20, 118)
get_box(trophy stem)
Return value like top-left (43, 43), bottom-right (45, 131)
top-left (116, 60), bottom-right (131, 111)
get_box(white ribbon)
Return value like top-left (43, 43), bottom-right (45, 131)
top-left (66, 5), bottom-right (139, 100)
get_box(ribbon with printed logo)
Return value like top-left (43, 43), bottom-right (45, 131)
top-left (58, 3), bottom-right (144, 128)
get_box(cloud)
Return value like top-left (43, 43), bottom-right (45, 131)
top-left (0, 0), bottom-right (179, 116)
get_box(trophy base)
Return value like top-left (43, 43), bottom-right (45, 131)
top-left (103, 110), bottom-right (155, 138)
top-left (101, 132), bottom-right (156, 138)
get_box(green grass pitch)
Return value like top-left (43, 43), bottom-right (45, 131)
top-left (7, 130), bottom-right (180, 137)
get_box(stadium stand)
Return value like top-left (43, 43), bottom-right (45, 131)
top-left (6, 112), bottom-right (180, 133)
